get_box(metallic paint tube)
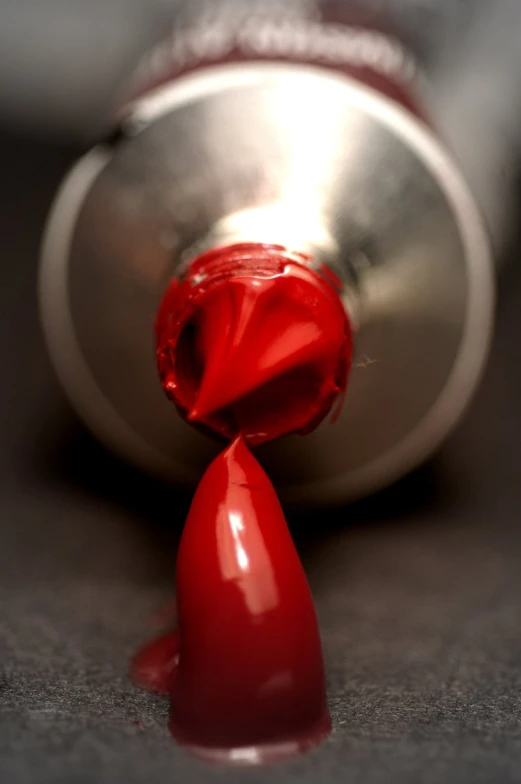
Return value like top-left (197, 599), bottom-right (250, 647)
top-left (40, 0), bottom-right (496, 504)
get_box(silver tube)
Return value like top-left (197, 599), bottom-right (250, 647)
top-left (40, 0), bottom-right (500, 504)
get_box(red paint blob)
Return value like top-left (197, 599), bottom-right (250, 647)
top-left (171, 436), bottom-right (331, 761)
top-left (139, 244), bottom-right (344, 762)
top-left (132, 437), bottom-right (331, 763)
top-left (130, 630), bottom-right (179, 695)
top-left (156, 244), bottom-right (351, 444)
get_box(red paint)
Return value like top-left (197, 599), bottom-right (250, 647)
top-left (130, 630), bottom-right (179, 695)
top-left (145, 244), bottom-right (343, 762)
top-left (156, 243), bottom-right (351, 444)
top-left (169, 436), bottom-right (331, 761)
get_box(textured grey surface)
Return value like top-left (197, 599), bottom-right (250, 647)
top-left (1, 129), bottom-right (521, 783)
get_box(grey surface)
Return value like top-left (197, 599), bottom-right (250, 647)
top-left (1, 128), bottom-right (521, 783)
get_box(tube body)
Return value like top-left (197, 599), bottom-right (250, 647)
top-left (40, 0), bottom-right (496, 504)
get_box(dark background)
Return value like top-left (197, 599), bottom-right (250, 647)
top-left (1, 126), bottom-right (521, 784)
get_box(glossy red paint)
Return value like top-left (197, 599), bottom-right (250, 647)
top-left (156, 243), bottom-right (351, 445)
top-left (167, 436), bottom-right (331, 762)
top-left (130, 630), bottom-right (179, 695)
top-left (144, 244), bottom-right (343, 761)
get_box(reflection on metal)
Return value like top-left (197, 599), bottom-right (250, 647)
top-left (40, 62), bottom-right (493, 504)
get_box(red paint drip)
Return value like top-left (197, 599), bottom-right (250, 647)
top-left (156, 244), bottom-right (351, 444)
top-left (134, 243), bottom-right (346, 763)
top-left (132, 438), bottom-right (331, 763)
top-left (131, 630), bottom-right (179, 695)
